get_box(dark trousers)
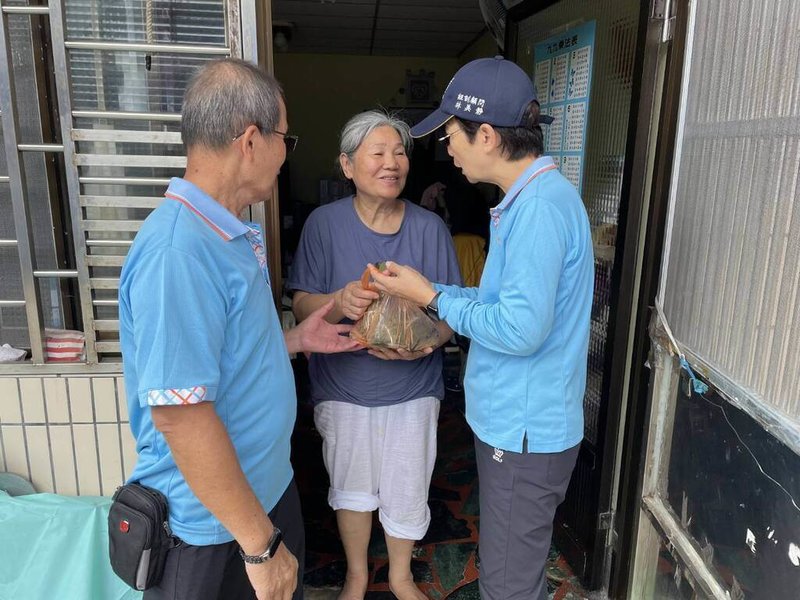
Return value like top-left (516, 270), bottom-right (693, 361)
top-left (144, 479), bottom-right (305, 600)
top-left (474, 436), bottom-right (580, 600)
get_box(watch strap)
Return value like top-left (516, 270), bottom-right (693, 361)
top-left (425, 291), bottom-right (442, 320)
top-left (239, 527), bottom-right (283, 564)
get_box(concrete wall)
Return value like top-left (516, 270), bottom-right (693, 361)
top-left (274, 53), bottom-right (460, 205)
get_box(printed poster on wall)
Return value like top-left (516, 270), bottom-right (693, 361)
top-left (534, 21), bottom-right (596, 194)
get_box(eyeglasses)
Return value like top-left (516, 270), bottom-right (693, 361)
top-left (437, 128), bottom-right (463, 146)
top-left (232, 125), bottom-right (299, 153)
top-left (273, 128), bottom-right (299, 153)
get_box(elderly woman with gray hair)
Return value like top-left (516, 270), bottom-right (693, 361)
top-left (288, 110), bottom-right (461, 600)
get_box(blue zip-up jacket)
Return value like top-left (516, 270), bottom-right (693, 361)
top-left (436, 156), bottom-right (593, 453)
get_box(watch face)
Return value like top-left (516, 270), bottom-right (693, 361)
top-left (427, 292), bottom-right (441, 313)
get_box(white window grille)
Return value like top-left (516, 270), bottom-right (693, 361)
top-left (0, 0), bottom-right (259, 365)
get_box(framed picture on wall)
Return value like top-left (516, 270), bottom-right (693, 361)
top-left (405, 69), bottom-right (436, 105)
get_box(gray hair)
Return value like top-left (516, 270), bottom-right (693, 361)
top-left (337, 110), bottom-right (413, 176)
top-left (181, 58), bottom-right (284, 150)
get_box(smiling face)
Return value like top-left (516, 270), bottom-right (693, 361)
top-left (340, 125), bottom-right (409, 203)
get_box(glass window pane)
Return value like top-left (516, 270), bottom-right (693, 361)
top-left (69, 50), bottom-right (222, 113)
top-left (653, 540), bottom-right (697, 600)
top-left (0, 305), bottom-right (29, 351)
top-left (64, 0), bottom-right (229, 115)
top-left (666, 383), bottom-right (800, 596)
top-left (0, 188), bottom-right (14, 240)
top-left (65, 1), bottom-right (226, 47)
top-left (8, 15), bottom-right (63, 269)
top-left (0, 247), bottom-right (27, 348)
top-left (0, 122), bottom-right (7, 174)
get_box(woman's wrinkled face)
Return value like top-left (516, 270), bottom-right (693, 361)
top-left (342, 126), bottom-right (409, 202)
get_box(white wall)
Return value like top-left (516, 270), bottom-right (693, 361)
top-left (0, 374), bottom-right (136, 496)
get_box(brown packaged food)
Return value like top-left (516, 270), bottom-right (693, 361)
top-left (350, 266), bottom-right (440, 352)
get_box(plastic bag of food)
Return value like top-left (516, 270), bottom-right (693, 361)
top-left (350, 265), bottom-right (439, 352)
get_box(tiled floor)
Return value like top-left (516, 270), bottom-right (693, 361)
top-left (292, 358), bottom-right (589, 599)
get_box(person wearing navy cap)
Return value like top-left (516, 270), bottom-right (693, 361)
top-left (369, 56), bottom-right (593, 600)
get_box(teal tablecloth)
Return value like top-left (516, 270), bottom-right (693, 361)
top-left (0, 491), bottom-right (141, 600)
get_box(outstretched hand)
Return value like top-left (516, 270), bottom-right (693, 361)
top-left (367, 261), bottom-right (437, 307)
top-left (288, 299), bottom-right (362, 355)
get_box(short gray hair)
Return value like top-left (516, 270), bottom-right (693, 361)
top-left (181, 58), bottom-right (284, 150)
top-left (337, 110), bottom-right (413, 176)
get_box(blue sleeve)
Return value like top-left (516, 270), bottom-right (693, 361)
top-left (438, 200), bottom-right (565, 356)
top-left (128, 248), bottom-right (226, 406)
top-left (435, 282), bottom-right (479, 301)
top-left (287, 210), bottom-right (329, 294)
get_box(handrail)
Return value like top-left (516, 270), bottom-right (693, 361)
top-left (33, 270), bottom-right (78, 278)
top-left (65, 40), bottom-right (230, 55)
top-left (73, 110), bottom-right (181, 122)
top-left (18, 143), bottom-right (64, 152)
top-left (1, 6), bottom-right (50, 15)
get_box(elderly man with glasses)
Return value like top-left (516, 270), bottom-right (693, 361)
top-left (118, 58), bottom-right (360, 600)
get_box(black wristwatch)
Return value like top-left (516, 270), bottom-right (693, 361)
top-left (425, 291), bottom-right (442, 321)
top-left (239, 527), bottom-right (283, 564)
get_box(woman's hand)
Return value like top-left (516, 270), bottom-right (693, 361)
top-left (367, 261), bottom-right (437, 307)
top-left (367, 345), bottom-right (434, 361)
top-left (336, 280), bottom-right (379, 321)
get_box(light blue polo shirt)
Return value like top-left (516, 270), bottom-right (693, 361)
top-left (434, 156), bottom-right (594, 453)
top-left (119, 178), bottom-right (295, 545)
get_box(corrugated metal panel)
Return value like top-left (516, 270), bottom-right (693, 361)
top-left (661, 1), bottom-right (800, 420)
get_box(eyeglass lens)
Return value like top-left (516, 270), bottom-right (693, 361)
top-left (283, 135), bottom-right (298, 153)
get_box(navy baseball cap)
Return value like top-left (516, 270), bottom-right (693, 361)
top-left (410, 55), bottom-right (553, 138)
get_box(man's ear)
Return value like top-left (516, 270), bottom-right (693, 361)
top-left (234, 124), bottom-right (260, 158)
top-left (339, 153), bottom-right (353, 179)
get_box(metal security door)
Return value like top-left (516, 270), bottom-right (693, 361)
top-left (0, 0), bottom-right (265, 364)
top-left (506, 0), bottom-right (662, 590)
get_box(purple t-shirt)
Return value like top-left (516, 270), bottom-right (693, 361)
top-left (287, 196), bottom-right (462, 407)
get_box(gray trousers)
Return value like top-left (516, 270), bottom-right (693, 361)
top-left (475, 436), bottom-right (580, 600)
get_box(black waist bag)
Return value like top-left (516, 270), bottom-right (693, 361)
top-left (108, 482), bottom-right (176, 591)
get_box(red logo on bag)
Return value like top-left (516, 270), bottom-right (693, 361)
top-left (119, 519), bottom-right (130, 533)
